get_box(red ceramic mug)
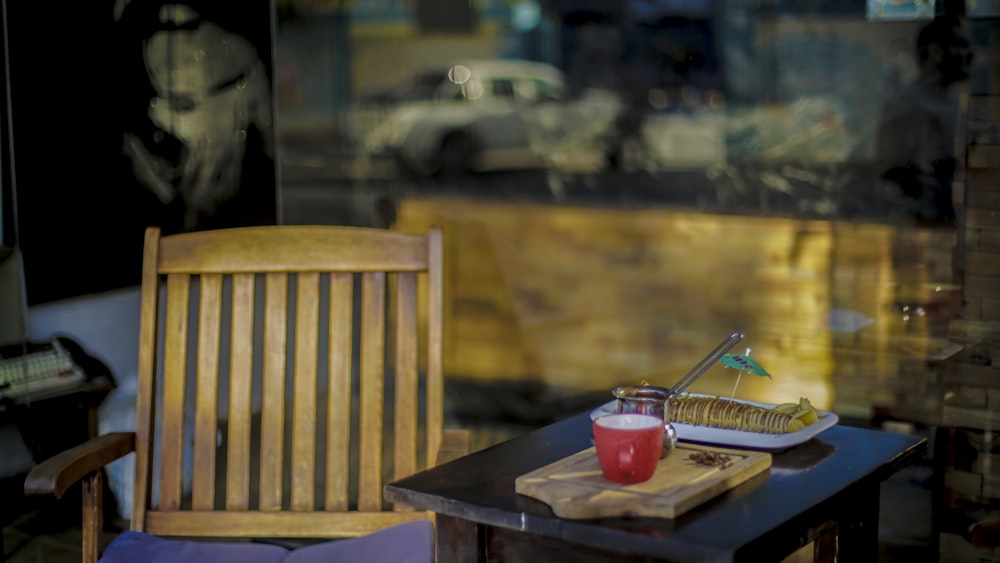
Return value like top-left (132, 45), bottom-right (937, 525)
top-left (592, 413), bottom-right (664, 484)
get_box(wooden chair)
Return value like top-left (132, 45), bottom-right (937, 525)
top-left (24, 225), bottom-right (469, 563)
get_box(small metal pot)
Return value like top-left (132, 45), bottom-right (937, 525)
top-left (612, 384), bottom-right (677, 450)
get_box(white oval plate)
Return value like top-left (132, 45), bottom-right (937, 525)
top-left (590, 394), bottom-right (839, 452)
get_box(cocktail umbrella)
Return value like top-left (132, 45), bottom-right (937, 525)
top-left (722, 349), bottom-right (771, 399)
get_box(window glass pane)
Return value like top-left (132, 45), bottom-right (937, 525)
top-left (274, 2), bottom-right (995, 438)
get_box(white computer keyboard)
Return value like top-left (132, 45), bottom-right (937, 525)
top-left (0, 339), bottom-right (86, 400)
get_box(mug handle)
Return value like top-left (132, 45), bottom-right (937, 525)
top-left (618, 442), bottom-right (635, 477)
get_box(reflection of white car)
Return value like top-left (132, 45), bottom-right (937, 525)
top-left (363, 59), bottom-right (620, 177)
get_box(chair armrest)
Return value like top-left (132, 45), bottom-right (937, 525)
top-left (435, 428), bottom-right (471, 466)
top-left (24, 432), bottom-right (136, 499)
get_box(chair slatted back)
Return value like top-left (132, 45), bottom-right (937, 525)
top-left (132, 225), bottom-right (443, 539)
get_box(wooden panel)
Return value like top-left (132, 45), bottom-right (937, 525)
top-left (963, 274), bottom-right (1000, 299)
top-left (227, 273), bottom-right (255, 510)
top-left (325, 273), bottom-right (353, 511)
top-left (965, 297), bottom-right (1000, 321)
top-left (964, 227), bottom-right (1000, 252)
top-left (944, 362), bottom-right (1000, 388)
top-left (966, 189), bottom-right (1000, 211)
top-left (969, 145), bottom-right (1000, 169)
top-left (192, 273), bottom-right (222, 511)
top-left (945, 469), bottom-right (983, 498)
top-left (396, 199), bottom-right (908, 409)
top-left (426, 229), bottom-right (444, 466)
top-left (394, 272), bottom-right (419, 484)
top-left (966, 209), bottom-right (1000, 229)
top-left (966, 95), bottom-right (1000, 120)
top-left (515, 444), bottom-right (771, 519)
top-left (291, 272), bottom-right (320, 511)
top-left (158, 274), bottom-right (190, 512)
top-left (131, 225), bottom-right (443, 541)
top-left (158, 227), bottom-right (429, 274)
top-left (145, 510), bottom-right (428, 539)
top-left (81, 471), bottom-right (102, 563)
top-left (962, 251), bottom-right (1000, 276)
top-left (942, 404), bottom-right (1000, 430)
top-left (966, 168), bottom-right (1000, 191)
top-left (134, 227), bottom-right (163, 530)
top-left (949, 320), bottom-right (1000, 346)
top-left (260, 273), bottom-right (288, 511)
top-left (939, 532), bottom-right (1000, 560)
top-left (358, 272), bottom-right (386, 512)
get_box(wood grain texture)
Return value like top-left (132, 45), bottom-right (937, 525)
top-left (23, 432), bottom-right (135, 499)
top-left (159, 274), bottom-right (190, 512)
top-left (326, 272), bottom-right (354, 511)
top-left (81, 471), bottom-right (102, 563)
top-left (515, 443), bottom-right (771, 519)
top-left (260, 273), bottom-right (288, 512)
top-left (32, 225), bottom-right (460, 551)
top-left (226, 273), bottom-right (255, 511)
top-left (291, 272), bottom-right (320, 511)
top-left (133, 227), bottom-right (161, 530)
top-left (394, 198), bottom-right (958, 425)
top-left (394, 272), bottom-right (419, 484)
top-left (359, 272), bottom-right (386, 512)
top-left (157, 226), bottom-right (429, 274)
top-left (192, 273), bottom-right (222, 511)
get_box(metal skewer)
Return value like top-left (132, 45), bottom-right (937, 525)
top-left (668, 331), bottom-right (744, 396)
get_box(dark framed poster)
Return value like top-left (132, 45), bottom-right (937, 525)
top-left (5, 0), bottom-right (278, 305)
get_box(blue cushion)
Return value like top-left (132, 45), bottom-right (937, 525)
top-left (285, 521), bottom-right (433, 563)
top-left (99, 531), bottom-right (287, 563)
top-left (100, 521), bottom-right (433, 563)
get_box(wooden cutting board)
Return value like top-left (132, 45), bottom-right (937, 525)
top-left (515, 443), bottom-right (771, 519)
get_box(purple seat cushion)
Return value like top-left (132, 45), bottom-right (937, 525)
top-left (284, 521), bottom-right (433, 563)
top-left (100, 521), bottom-right (433, 563)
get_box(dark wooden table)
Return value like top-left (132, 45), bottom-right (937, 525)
top-left (385, 410), bottom-right (927, 563)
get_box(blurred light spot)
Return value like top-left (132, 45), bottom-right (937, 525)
top-left (449, 65), bottom-right (471, 85)
top-left (707, 90), bottom-right (725, 109)
top-left (648, 88), bottom-right (668, 110)
top-left (463, 81), bottom-right (484, 100)
top-left (827, 309), bottom-right (874, 333)
top-left (512, 0), bottom-right (541, 32)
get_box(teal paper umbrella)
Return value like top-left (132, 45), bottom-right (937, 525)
top-left (722, 350), bottom-right (770, 399)
top-left (720, 354), bottom-right (771, 378)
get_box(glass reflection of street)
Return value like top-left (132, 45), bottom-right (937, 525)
top-left (282, 167), bottom-right (958, 430)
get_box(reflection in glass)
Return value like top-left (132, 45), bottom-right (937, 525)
top-left (274, 2), bottom-right (991, 441)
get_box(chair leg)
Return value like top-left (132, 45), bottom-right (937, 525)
top-left (813, 524), bottom-right (837, 563)
top-left (81, 471), bottom-right (103, 563)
